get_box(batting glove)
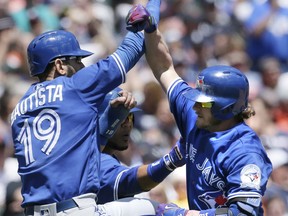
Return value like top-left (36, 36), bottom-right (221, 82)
top-left (156, 203), bottom-right (188, 216)
top-left (126, 4), bottom-right (157, 33)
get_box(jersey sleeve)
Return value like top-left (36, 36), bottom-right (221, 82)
top-left (71, 32), bottom-right (145, 108)
top-left (97, 154), bottom-right (142, 204)
top-left (220, 133), bottom-right (272, 201)
top-left (116, 166), bottom-right (143, 199)
top-left (114, 32), bottom-right (145, 73)
top-left (98, 154), bottom-right (129, 204)
top-left (166, 78), bottom-right (198, 139)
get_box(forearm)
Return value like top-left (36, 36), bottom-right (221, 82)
top-left (137, 140), bottom-right (186, 191)
top-left (144, 30), bottom-right (179, 91)
top-left (137, 165), bottom-right (159, 191)
top-left (144, 30), bottom-right (171, 78)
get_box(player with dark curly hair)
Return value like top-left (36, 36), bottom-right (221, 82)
top-left (125, 2), bottom-right (273, 216)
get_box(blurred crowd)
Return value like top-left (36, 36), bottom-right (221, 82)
top-left (0, 0), bottom-right (288, 215)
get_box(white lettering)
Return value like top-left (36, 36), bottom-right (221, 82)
top-left (38, 87), bottom-right (45, 106)
top-left (189, 143), bottom-right (197, 163)
top-left (53, 85), bottom-right (63, 101)
top-left (10, 85), bottom-right (63, 125)
top-left (197, 158), bottom-right (208, 170)
top-left (197, 157), bottom-right (226, 191)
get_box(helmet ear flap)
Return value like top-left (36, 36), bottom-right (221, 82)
top-left (212, 97), bottom-right (247, 120)
top-left (211, 103), bottom-right (234, 120)
top-left (222, 105), bottom-right (234, 115)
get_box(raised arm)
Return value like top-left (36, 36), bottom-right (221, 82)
top-left (144, 30), bottom-right (180, 92)
top-left (126, 2), bottom-right (180, 93)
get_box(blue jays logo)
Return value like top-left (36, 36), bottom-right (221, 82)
top-left (198, 190), bottom-right (227, 208)
top-left (240, 164), bottom-right (261, 190)
top-left (197, 76), bottom-right (205, 89)
top-left (196, 75), bottom-right (214, 97)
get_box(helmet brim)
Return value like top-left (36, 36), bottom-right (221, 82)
top-left (182, 88), bottom-right (213, 103)
top-left (69, 49), bottom-right (93, 58)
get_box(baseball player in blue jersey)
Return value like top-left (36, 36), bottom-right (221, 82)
top-left (125, 3), bottom-right (273, 216)
top-left (9, 14), bottom-right (165, 215)
top-left (97, 87), bottom-right (185, 204)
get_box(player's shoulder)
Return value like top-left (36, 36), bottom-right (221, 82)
top-left (101, 153), bottom-right (127, 169)
top-left (167, 78), bottom-right (190, 98)
top-left (216, 123), bottom-right (262, 153)
top-left (101, 153), bottom-right (119, 163)
top-left (168, 79), bottom-right (195, 110)
top-left (234, 123), bottom-right (260, 145)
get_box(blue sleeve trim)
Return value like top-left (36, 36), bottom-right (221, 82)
top-left (116, 166), bottom-right (143, 198)
top-left (167, 78), bottom-right (183, 100)
top-left (114, 32), bottom-right (145, 76)
top-left (114, 169), bottom-right (129, 200)
top-left (111, 52), bottom-right (126, 83)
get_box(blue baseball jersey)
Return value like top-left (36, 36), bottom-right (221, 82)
top-left (97, 153), bottom-right (142, 204)
top-left (167, 78), bottom-right (272, 214)
top-left (10, 32), bottom-right (145, 206)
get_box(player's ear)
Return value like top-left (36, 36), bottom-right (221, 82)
top-left (54, 59), bottom-right (67, 76)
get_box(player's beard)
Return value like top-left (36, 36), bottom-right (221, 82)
top-left (109, 140), bottom-right (129, 151)
top-left (65, 65), bottom-right (76, 77)
top-left (108, 131), bottom-right (130, 151)
top-left (196, 115), bottom-right (221, 131)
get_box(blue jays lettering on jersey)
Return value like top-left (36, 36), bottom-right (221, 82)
top-left (166, 78), bottom-right (272, 214)
top-left (97, 153), bottom-right (142, 204)
top-left (10, 32), bottom-right (145, 207)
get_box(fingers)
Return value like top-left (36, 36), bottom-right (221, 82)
top-left (120, 90), bottom-right (137, 109)
top-left (110, 90), bottom-right (137, 109)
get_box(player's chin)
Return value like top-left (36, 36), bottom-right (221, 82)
top-left (195, 118), bottom-right (206, 129)
top-left (116, 144), bottom-right (129, 151)
top-left (122, 135), bottom-right (130, 142)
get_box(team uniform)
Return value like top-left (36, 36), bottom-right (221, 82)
top-left (123, 1), bottom-right (273, 215)
top-left (166, 78), bottom-right (272, 215)
top-left (96, 87), bottom-right (185, 205)
top-left (97, 154), bottom-right (141, 204)
top-left (10, 30), bottom-right (154, 215)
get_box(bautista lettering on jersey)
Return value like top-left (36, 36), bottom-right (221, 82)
top-left (10, 84), bottom-right (63, 125)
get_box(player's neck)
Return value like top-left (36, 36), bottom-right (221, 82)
top-left (208, 118), bottom-right (239, 132)
top-left (102, 145), bottom-right (115, 155)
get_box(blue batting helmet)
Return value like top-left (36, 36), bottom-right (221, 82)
top-left (184, 65), bottom-right (249, 120)
top-left (27, 30), bottom-right (93, 76)
top-left (98, 87), bottom-right (141, 116)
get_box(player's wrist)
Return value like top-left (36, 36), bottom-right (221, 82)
top-left (168, 139), bottom-right (186, 168)
top-left (163, 153), bottom-right (177, 171)
top-left (144, 16), bottom-right (157, 33)
top-left (147, 156), bottom-right (174, 182)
